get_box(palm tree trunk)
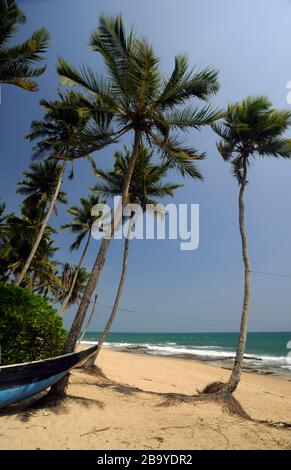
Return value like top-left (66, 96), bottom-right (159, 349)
top-left (77, 294), bottom-right (98, 345)
top-left (15, 163), bottom-right (66, 287)
top-left (84, 230), bottom-right (130, 368)
top-left (58, 231), bottom-right (91, 317)
top-left (65, 130), bottom-right (140, 353)
top-left (226, 160), bottom-right (251, 393)
top-left (48, 131), bottom-right (140, 397)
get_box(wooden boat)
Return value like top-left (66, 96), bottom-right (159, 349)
top-left (0, 344), bottom-right (98, 407)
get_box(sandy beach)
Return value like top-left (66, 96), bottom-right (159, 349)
top-left (0, 348), bottom-right (290, 450)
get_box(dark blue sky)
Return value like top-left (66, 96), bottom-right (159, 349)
top-left (1, 0), bottom-right (291, 332)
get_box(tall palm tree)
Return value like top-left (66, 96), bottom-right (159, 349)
top-left (0, 0), bottom-right (49, 91)
top-left (56, 14), bottom-right (221, 361)
top-left (16, 97), bottom-right (89, 286)
top-left (209, 96), bottom-right (291, 395)
top-left (84, 145), bottom-right (184, 368)
top-left (58, 194), bottom-right (105, 317)
top-left (15, 161), bottom-right (67, 286)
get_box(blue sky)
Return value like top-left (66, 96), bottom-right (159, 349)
top-left (1, 0), bottom-right (291, 332)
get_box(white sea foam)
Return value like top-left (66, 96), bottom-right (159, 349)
top-left (80, 340), bottom-right (291, 370)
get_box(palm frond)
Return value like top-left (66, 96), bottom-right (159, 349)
top-left (156, 58), bottom-right (219, 109)
top-left (148, 132), bottom-right (204, 179)
top-left (90, 14), bottom-right (134, 94)
top-left (0, 11), bottom-right (50, 91)
top-left (165, 105), bottom-right (222, 131)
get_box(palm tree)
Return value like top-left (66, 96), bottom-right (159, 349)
top-left (0, 0), bottom-right (49, 91)
top-left (15, 161), bottom-right (67, 286)
top-left (55, 266), bottom-right (89, 315)
top-left (0, 199), bottom-right (12, 238)
top-left (16, 97), bottom-right (89, 286)
top-left (17, 160), bottom-right (67, 222)
top-left (56, 14), bottom-right (221, 361)
top-left (1, 207), bottom-right (59, 291)
top-left (27, 95), bottom-right (90, 163)
top-left (57, 194), bottom-right (105, 317)
top-left (208, 96), bottom-right (291, 395)
top-left (0, 199), bottom-right (13, 279)
top-left (29, 239), bottom-right (60, 295)
top-left (77, 295), bottom-right (98, 346)
top-left (84, 145), bottom-right (184, 368)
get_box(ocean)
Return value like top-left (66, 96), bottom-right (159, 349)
top-left (81, 331), bottom-right (291, 376)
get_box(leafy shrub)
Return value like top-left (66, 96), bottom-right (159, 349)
top-left (0, 282), bottom-right (67, 365)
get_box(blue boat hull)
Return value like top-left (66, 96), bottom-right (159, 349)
top-left (0, 371), bottom-right (67, 407)
top-left (0, 344), bottom-right (98, 407)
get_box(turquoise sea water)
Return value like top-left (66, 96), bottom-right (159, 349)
top-left (82, 332), bottom-right (291, 375)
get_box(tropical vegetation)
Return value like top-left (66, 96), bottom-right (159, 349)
top-left (0, 0), bottom-right (49, 91)
top-left (0, 282), bottom-right (66, 365)
top-left (1, 1), bottom-right (290, 414)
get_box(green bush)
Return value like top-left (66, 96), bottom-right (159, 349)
top-left (0, 282), bottom-right (67, 365)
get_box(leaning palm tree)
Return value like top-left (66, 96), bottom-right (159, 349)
top-left (57, 194), bottom-right (105, 317)
top-left (16, 97), bottom-right (89, 286)
top-left (56, 14), bottom-right (221, 364)
top-left (84, 145), bottom-right (184, 368)
top-left (15, 161), bottom-right (67, 286)
top-left (0, 0), bottom-right (49, 91)
top-left (205, 96), bottom-right (291, 396)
